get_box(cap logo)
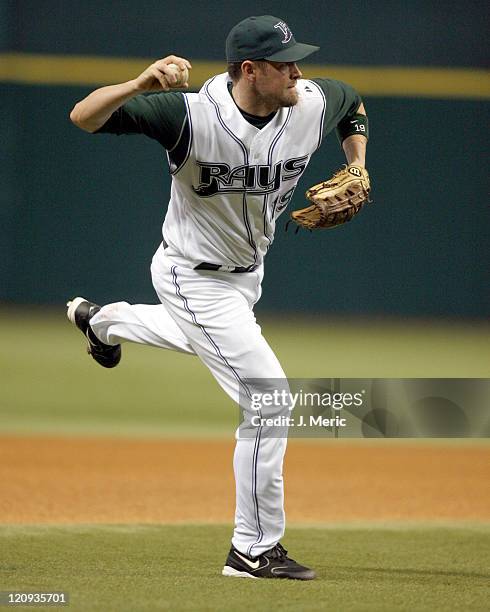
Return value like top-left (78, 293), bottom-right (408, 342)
top-left (274, 21), bottom-right (293, 44)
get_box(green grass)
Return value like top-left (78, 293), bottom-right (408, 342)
top-left (0, 309), bottom-right (489, 436)
top-left (0, 524), bottom-right (488, 611)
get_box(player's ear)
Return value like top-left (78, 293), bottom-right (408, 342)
top-left (241, 61), bottom-right (256, 82)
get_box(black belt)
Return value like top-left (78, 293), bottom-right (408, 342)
top-left (194, 262), bottom-right (259, 273)
top-left (162, 240), bottom-right (259, 274)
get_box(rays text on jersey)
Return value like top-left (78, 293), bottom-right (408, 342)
top-left (193, 156), bottom-right (309, 197)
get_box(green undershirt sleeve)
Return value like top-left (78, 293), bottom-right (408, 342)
top-left (95, 91), bottom-right (187, 150)
top-left (311, 78), bottom-right (363, 139)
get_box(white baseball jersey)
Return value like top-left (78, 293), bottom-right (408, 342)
top-left (162, 73), bottom-right (326, 268)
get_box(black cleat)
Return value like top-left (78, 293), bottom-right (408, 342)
top-left (222, 542), bottom-right (316, 580)
top-left (66, 297), bottom-right (121, 368)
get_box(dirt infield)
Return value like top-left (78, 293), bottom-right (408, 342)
top-left (1, 436), bottom-right (489, 524)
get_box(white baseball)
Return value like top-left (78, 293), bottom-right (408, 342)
top-left (167, 63), bottom-right (189, 88)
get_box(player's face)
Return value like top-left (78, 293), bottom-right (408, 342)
top-left (254, 60), bottom-right (302, 108)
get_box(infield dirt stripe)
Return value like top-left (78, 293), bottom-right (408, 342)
top-left (0, 436), bottom-right (488, 524)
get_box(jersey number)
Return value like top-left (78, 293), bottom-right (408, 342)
top-left (272, 187), bottom-right (296, 216)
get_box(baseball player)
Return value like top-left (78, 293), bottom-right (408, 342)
top-left (67, 15), bottom-right (368, 580)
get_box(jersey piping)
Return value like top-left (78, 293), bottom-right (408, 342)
top-left (167, 95), bottom-right (193, 175)
top-left (263, 106), bottom-right (293, 248)
top-left (203, 76), bottom-right (258, 264)
top-left (306, 79), bottom-right (326, 150)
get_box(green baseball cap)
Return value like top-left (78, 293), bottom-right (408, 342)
top-left (226, 15), bottom-right (319, 63)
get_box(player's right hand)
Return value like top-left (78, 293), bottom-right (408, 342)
top-left (133, 56), bottom-right (192, 92)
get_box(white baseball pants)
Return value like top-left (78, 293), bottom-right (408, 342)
top-left (90, 244), bottom-right (288, 556)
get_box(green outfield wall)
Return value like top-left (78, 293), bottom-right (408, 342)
top-left (1, 1), bottom-right (489, 317)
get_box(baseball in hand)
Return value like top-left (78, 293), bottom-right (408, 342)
top-left (166, 63), bottom-right (189, 88)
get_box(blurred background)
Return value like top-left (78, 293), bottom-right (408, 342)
top-left (1, 0), bottom-right (489, 316)
top-left (1, 1), bottom-right (489, 436)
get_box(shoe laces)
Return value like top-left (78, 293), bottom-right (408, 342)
top-left (266, 543), bottom-right (289, 560)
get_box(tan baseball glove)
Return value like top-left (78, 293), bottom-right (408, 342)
top-left (290, 165), bottom-right (371, 230)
